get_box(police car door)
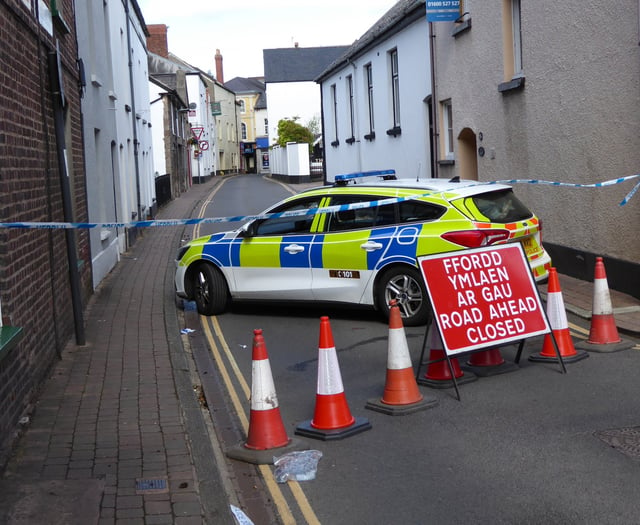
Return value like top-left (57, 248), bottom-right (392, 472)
top-left (312, 195), bottom-right (395, 304)
top-left (231, 196), bottom-right (322, 300)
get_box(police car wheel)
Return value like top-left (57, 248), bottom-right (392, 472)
top-left (192, 263), bottom-right (229, 316)
top-left (377, 266), bottom-right (429, 326)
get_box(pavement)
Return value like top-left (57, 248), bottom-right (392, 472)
top-left (0, 173), bottom-right (638, 525)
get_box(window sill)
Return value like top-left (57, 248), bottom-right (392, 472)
top-left (364, 132), bottom-right (376, 141)
top-left (452, 18), bottom-right (471, 37)
top-left (386, 126), bottom-right (401, 137)
top-left (330, 140), bottom-right (340, 147)
top-left (498, 76), bottom-right (525, 93)
top-left (0, 326), bottom-right (24, 365)
top-left (345, 137), bottom-right (356, 145)
top-left (438, 159), bottom-right (455, 166)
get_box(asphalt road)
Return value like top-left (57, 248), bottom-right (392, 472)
top-left (190, 174), bottom-right (640, 525)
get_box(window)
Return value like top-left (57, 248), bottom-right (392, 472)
top-left (346, 75), bottom-right (355, 144)
top-left (241, 122), bottom-right (247, 140)
top-left (441, 99), bottom-right (454, 159)
top-left (326, 196), bottom-right (395, 232)
top-left (500, 0), bottom-right (524, 91)
top-left (239, 99), bottom-right (245, 113)
top-left (330, 84), bottom-right (339, 146)
top-left (390, 49), bottom-right (400, 128)
top-left (512, 0), bottom-right (522, 76)
top-left (324, 196), bottom-right (446, 232)
top-left (398, 201), bottom-right (445, 223)
top-left (252, 198), bottom-right (322, 236)
top-left (364, 64), bottom-right (375, 140)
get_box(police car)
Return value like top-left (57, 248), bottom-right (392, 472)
top-left (175, 170), bottom-right (551, 326)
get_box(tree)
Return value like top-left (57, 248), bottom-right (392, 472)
top-left (276, 118), bottom-right (315, 151)
top-left (305, 115), bottom-right (321, 136)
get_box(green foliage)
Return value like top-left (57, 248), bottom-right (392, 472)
top-left (276, 118), bottom-right (315, 151)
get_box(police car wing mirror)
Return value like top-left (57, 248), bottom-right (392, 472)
top-left (239, 222), bottom-right (257, 238)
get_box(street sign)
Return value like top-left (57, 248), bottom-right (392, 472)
top-left (426, 0), bottom-right (461, 23)
top-left (191, 126), bottom-right (204, 140)
top-left (418, 244), bottom-right (550, 355)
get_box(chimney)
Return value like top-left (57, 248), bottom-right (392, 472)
top-left (147, 24), bottom-right (169, 58)
top-left (215, 49), bottom-right (224, 84)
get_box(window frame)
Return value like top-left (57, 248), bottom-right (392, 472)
top-left (441, 99), bottom-right (454, 160)
top-left (346, 74), bottom-right (355, 144)
top-left (330, 83), bottom-right (339, 146)
top-left (364, 63), bottom-right (375, 140)
top-left (390, 49), bottom-right (400, 128)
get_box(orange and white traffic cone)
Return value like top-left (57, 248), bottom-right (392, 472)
top-left (464, 346), bottom-right (519, 377)
top-left (417, 330), bottom-right (477, 388)
top-left (296, 316), bottom-right (371, 440)
top-left (529, 268), bottom-right (588, 363)
top-left (366, 301), bottom-right (438, 415)
top-left (227, 329), bottom-right (305, 464)
top-left (576, 258), bottom-right (633, 353)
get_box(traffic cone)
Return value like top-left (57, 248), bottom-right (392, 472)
top-left (295, 317), bottom-right (371, 440)
top-left (227, 329), bottom-right (305, 464)
top-left (463, 346), bottom-right (519, 377)
top-left (366, 301), bottom-right (438, 415)
top-left (529, 268), bottom-right (588, 363)
top-left (576, 258), bottom-right (633, 353)
top-left (417, 330), bottom-right (477, 389)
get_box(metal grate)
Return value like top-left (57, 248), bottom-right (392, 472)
top-left (135, 478), bottom-right (169, 494)
top-left (595, 426), bottom-right (640, 460)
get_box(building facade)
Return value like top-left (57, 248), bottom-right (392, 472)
top-left (223, 76), bottom-right (267, 174)
top-left (76, 0), bottom-right (156, 288)
top-left (0, 0), bottom-right (92, 466)
top-left (431, 0), bottom-right (640, 295)
top-left (316, 3), bottom-right (431, 181)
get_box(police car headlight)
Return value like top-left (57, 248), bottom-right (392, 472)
top-left (176, 246), bottom-right (189, 261)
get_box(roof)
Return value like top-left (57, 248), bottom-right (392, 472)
top-left (224, 76), bottom-right (265, 94)
top-left (316, 0), bottom-right (426, 82)
top-left (263, 46), bottom-right (349, 83)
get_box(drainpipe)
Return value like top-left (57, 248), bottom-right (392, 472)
top-left (124, 0), bottom-right (142, 223)
top-left (429, 21), bottom-right (439, 179)
top-left (47, 42), bottom-right (86, 346)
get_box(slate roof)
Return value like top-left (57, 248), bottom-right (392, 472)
top-left (223, 76), bottom-right (267, 109)
top-left (315, 0), bottom-right (425, 82)
top-left (263, 46), bottom-right (349, 83)
top-left (224, 76), bottom-right (265, 94)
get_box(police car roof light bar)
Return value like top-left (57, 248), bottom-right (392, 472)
top-left (334, 169), bottom-right (397, 186)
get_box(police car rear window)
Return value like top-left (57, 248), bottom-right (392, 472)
top-left (471, 189), bottom-right (533, 223)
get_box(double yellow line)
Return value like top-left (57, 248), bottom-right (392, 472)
top-left (201, 315), bottom-right (320, 525)
top-left (194, 177), bottom-right (320, 524)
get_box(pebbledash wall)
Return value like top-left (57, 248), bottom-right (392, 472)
top-left (0, 0), bottom-right (92, 467)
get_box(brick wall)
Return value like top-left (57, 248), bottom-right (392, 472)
top-left (0, 0), bottom-right (92, 468)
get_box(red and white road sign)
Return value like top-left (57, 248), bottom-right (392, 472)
top-left (191, 126), bottom-right (204, 140)
top-left (418, 244), bottom-right (550, 355)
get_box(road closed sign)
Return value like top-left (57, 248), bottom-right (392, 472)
top-left (418, 244), bottom-right (550, 355)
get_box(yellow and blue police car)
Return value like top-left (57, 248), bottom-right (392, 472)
top-left (175, 171), bottom-right (551, 326)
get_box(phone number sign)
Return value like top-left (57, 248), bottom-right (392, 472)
top-left (418, 244), bottom-right (550, 355)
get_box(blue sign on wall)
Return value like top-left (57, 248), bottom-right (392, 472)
top-left (426, 0), bottom-right (461, 22)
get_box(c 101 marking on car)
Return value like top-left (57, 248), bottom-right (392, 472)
top-left (329, 270), bottom-right (361, 279)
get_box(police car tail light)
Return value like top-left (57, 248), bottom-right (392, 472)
top-left (441, 229), bottom-right (510, 248)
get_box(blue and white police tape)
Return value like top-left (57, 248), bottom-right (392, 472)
top-left (0, 175), bottom-right (638, 230)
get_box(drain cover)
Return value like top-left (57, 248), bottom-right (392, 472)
top-left (596, 426), bottom-right (640, 460)
top-left (135, 478), bottom-right (169, 493)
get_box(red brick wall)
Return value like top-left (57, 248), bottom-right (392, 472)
top-left (0, 0), bottom-right (92, 468)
